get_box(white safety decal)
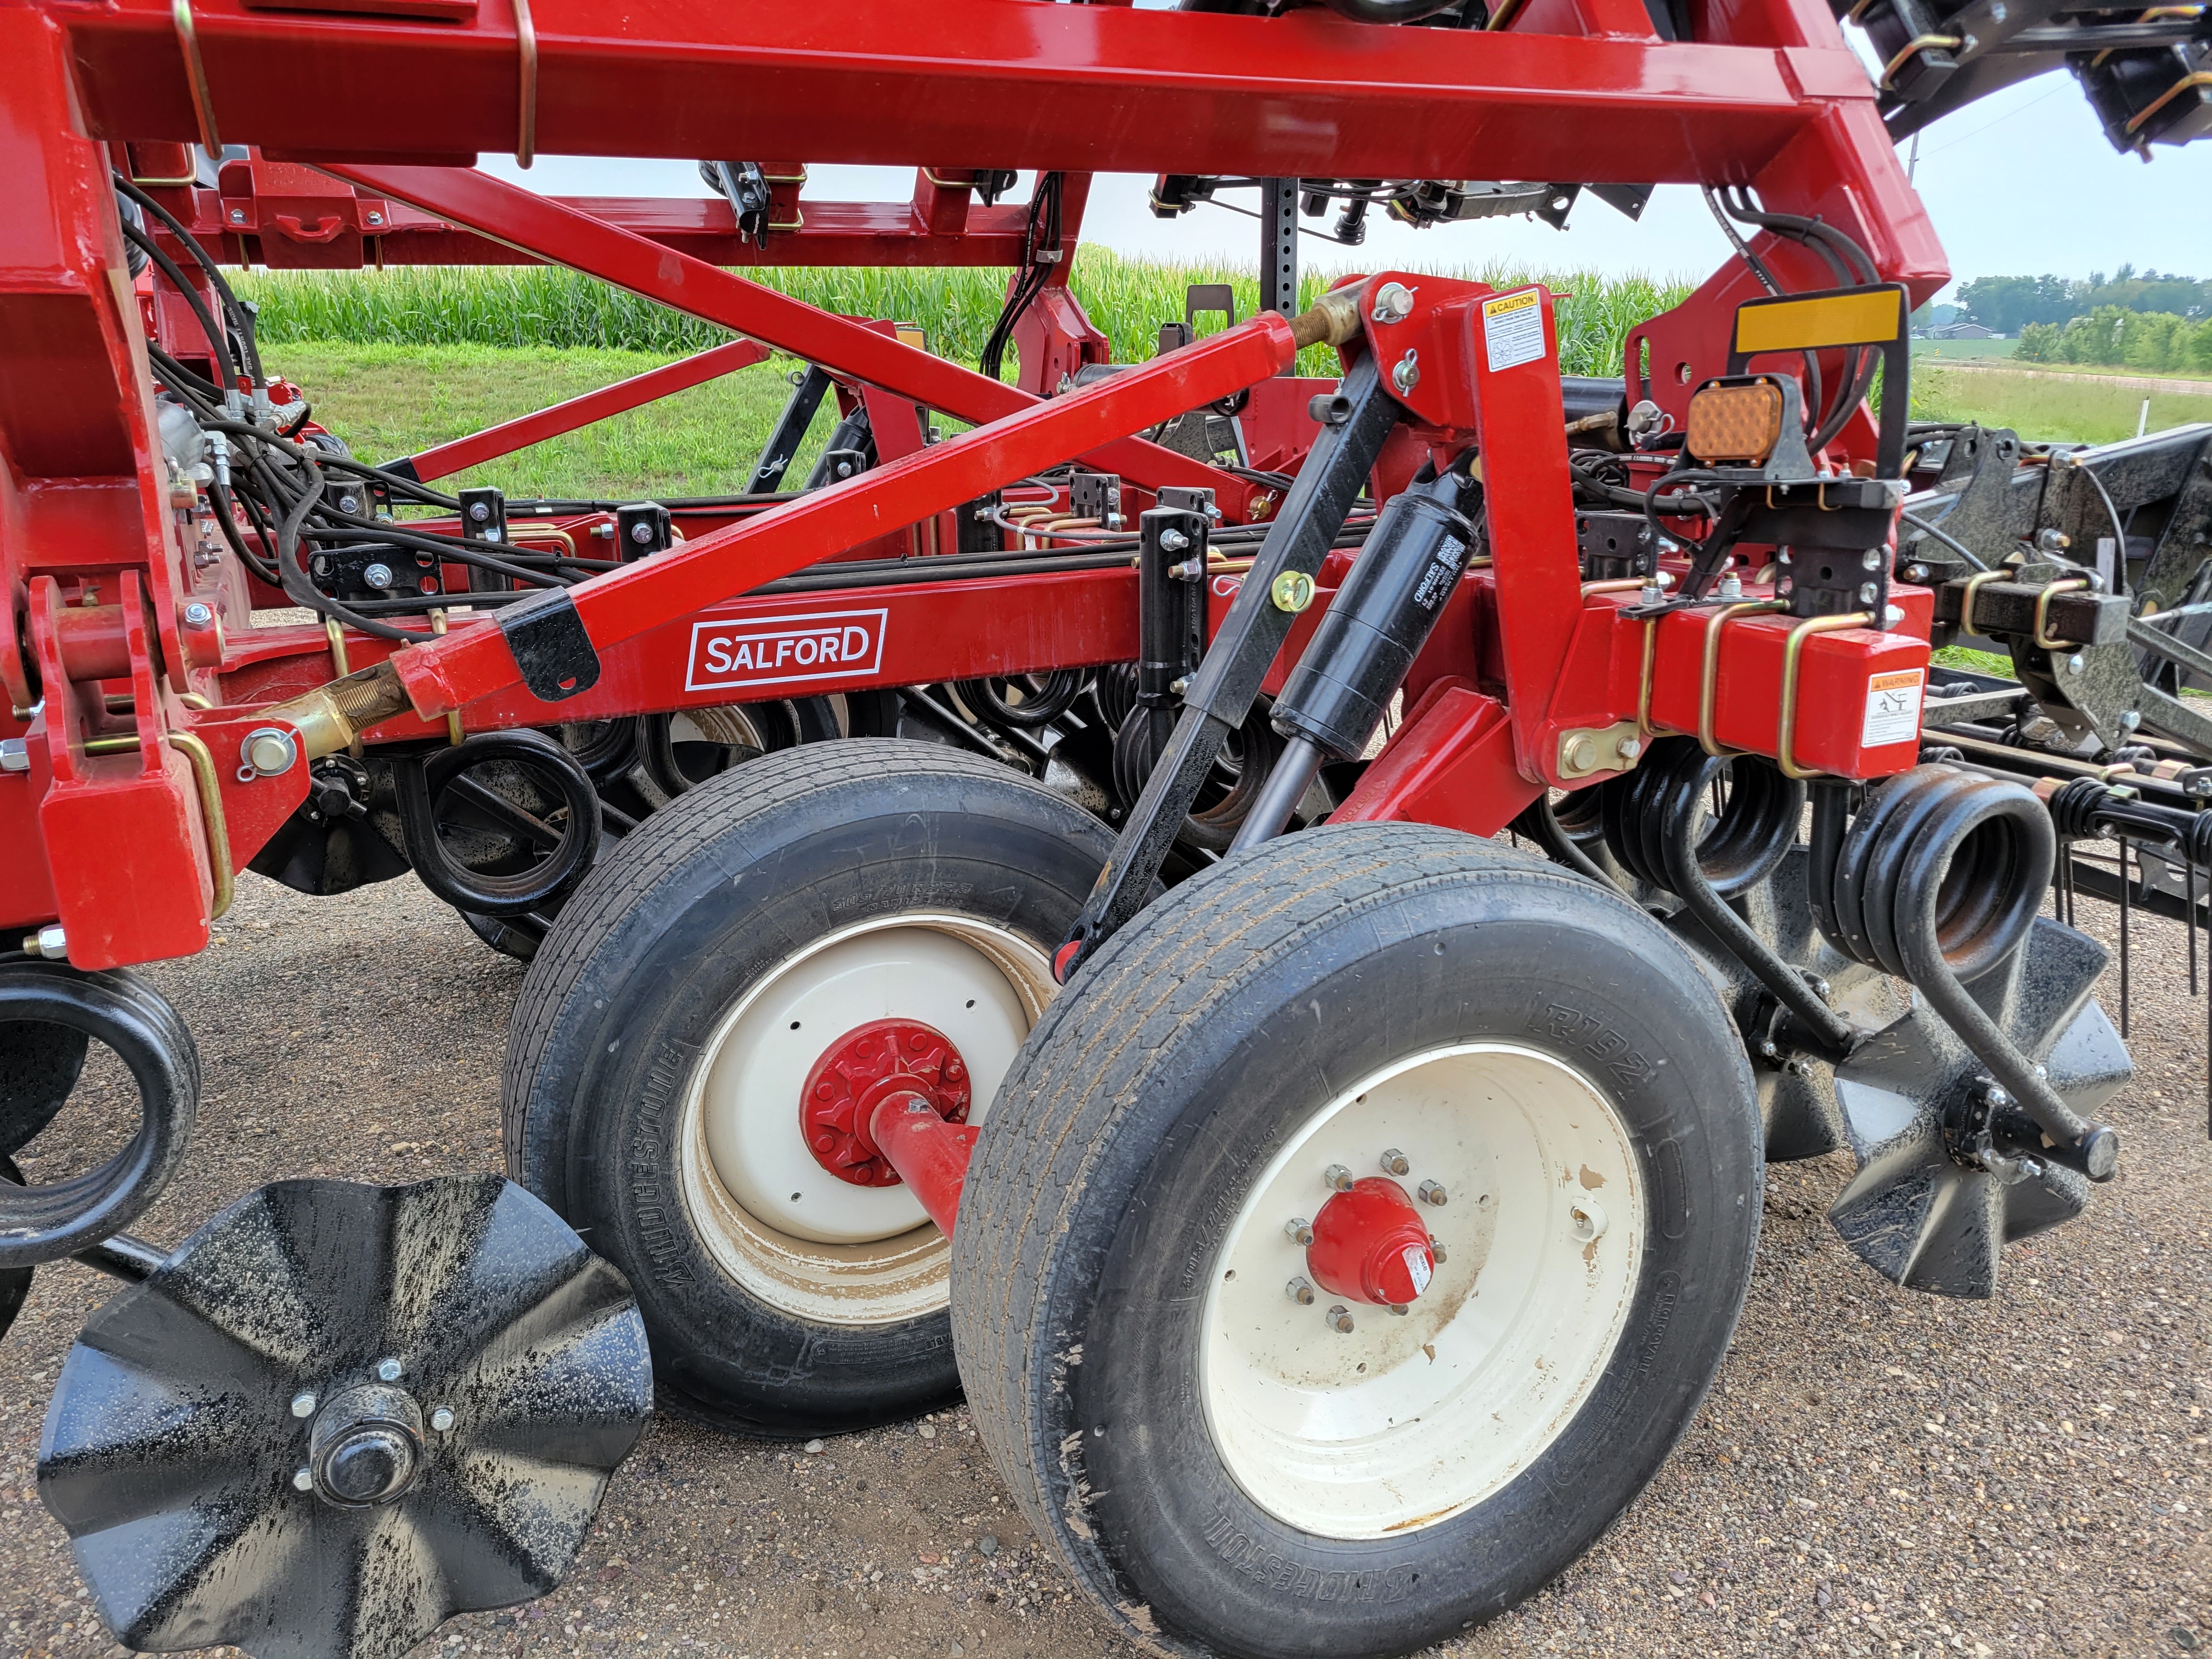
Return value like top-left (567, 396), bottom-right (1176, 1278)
top-left (1861, 667), bottom-right (1926, 748)
top-left (1481, 287), bottom-right (1546, 372)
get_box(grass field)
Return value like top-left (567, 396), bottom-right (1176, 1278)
top-left (1910, 337), bottom-right (2016, 363)
top-left (1914, 364), bottom-right (2212, 444)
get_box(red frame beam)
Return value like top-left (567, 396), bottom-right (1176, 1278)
top-left (320, 162), bottom-right (1249, 509)
top-left (396, 336), bottom-right (769, 482)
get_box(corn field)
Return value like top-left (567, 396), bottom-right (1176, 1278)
top-left (235, 251), bottom-right (1690, 381)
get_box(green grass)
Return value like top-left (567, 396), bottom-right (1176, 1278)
top-left (273, 341), bottom-right (817, 499)
top-left (236, 254), bottom-right (1689, 382)
top-left (1915, 365), bottom-right (2212, 445)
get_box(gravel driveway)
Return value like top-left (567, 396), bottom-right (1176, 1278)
top-left (0, 870), bottom-right (2204, 1659)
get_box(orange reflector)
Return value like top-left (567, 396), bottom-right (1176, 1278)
top-left (1733, 289), bottom-right (1903, 356)
top-left (1685, 380), bottom-right (1785, 465)
top-left (895, 325), bottom-right (929, 353)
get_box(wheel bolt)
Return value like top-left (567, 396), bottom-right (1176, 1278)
top-left (1323, 1164), bottom-right (1354, 1193)
top-left (375, 1358), bottom-right (403, 1383)
top-left (1324, 1305), bottom-right (1354, 1334)
top-left (292, 1466), bottom-right (314, 1491)
top-left (1284, 1217), bottom-right (1314, 1246)
top-left (290, 1392), bottom-right (318, 1419)
top-left (1379, 1148), bottom-right (1409, 1176)
top-left (1286, 1277), bottom-right (1316, 1306)
top-left (1418, 1180), bottom-right (1448, 1206)
top-left (1387, 1304), bottom-right (1409, 1317)
top-left (1429, 1237), bottom-right (1447, 1264)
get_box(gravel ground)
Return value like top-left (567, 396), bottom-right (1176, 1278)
top-left (0, 868), bottom-right (2204, 1659)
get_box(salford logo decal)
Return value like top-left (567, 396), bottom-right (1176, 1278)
top-left (685, 608), bottom-right (889, 692)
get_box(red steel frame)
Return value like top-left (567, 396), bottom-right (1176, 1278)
top-left (4, 0), bottom-right (1948, 971)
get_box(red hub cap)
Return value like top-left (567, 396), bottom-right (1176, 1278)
top-left (1306, 1177), bottom-right (1435, 1307)
top-left (799, 1018), bottom-right (972, 1187)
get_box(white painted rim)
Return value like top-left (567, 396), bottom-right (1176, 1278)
top-left (1199, 1042), bottom-right (1645, 1539)
top-left (676, 915), bottom-right (1053, 1327)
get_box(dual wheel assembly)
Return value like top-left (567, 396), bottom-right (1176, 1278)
top-left (505, 740), bottom-right (1764, 1656)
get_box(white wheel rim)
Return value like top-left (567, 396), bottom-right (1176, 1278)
top-left (677, 915), bottom-right (1053, 1327)
top-left (1199, 1043), bottom-right (1645, 1539)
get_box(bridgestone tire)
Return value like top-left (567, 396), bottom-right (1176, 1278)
top-left (503, 740), bottom-right (1115, 1437)
top-left (952, 824), bottom-right (1763, 1658)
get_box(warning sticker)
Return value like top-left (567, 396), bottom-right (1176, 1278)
top-left (1481, 287), bottom-right (1546, 372)
top-left (1403, 1245), bottom-right (1434, 1296)
top-left (1861, 668), bottom-right (1925, 748)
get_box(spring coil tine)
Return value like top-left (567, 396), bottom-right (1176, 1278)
top-left (1810, 763), bottom-right (2115, 1169)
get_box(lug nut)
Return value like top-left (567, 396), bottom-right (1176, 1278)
top-left (290, 1391), bottom-right (318, 1419)
top-left (1286, 1276), bottom-right (1316, 1306)
top-left (1323, 1164), bottom-right (1354, 1193)
top-left (1429, 1236), bottom-right (1447, 1265)
top-left (375, 1358), bottom-right (403, 1383)
top-left (1379, 1148), bottom-right (1410, 1176)
top-left (1284, 1217), bottom-right (1314, 1246)
top-left (430, 1407), bottom-right (455, 1432)
top-left (1387, 1303), bottom-right (1410, 1317)
top-left (1418, 1180), bottom-right (1448, 1206)
top-left (1324, 1305), bottom-right (1355, 1334)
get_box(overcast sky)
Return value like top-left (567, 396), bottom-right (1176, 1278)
top-left (481, 58), bottom-right (2211, 302)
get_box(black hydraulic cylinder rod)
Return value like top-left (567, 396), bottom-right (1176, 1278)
top-left (749, 364), bottom-right (832, 494)
top-left (1057, 352), bottom-right (1400, 975)
top-left (1269, 471), bottom-right (1479, 764)
top-left (1229, 735), bottom-right (1325, 852)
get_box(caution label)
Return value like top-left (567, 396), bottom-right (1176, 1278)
top-left (1481, 287), bottom-right (1546, 372)
top-left (1403, 1245), bottom-right (1433, 1296)
top-left (1860, 668), bottom-right (1925, 748)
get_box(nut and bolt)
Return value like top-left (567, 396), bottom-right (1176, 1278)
top-left (1904, 563), bottom-right (1929, 582)
top-left (1429, 1236), bottom-right (1447, 1265)
top-left (362, 563), bottom-right (396, 590)
top-left (1286, 1277), bottom-right (1317, 1306)
top-left (1324, 1305), bottom-right (1355, 1334)
top-left (182, 601), bottom-right (215, 627)
top-left (366, 211), bottom-right (384, 226)
top-left (229, 208), bottom-right (247, 224)
top-left (0, 738), bottom-right (27, 774)
top-left (1284, 1217), bottom-right (1315, 1246)
top-left (430, 1408), bottom-right (455, 1432)
top-left (1717, 571), bottom-right (1743, 602)
top-left (1379, 1148), bottom-right (1410, 1176)
top-left (1616, 733), bottom-right (1643, 761)
top-left (1370, 281), bottom-right (1416, 324)
top-left (468, 501), bottom-right (491, 522)
top-left (29, 924), bottom-right (66, 960)
top-left (375, 1358), bottom-right (403, 1383)
top-left (1418, 1179), bottom-right (1448, 1207)
top-left (292, 1466), bottom-right (314, 1491)
top-left (2120, 709), bottom-right (2143, 732)
top-left (2068, 653), bottom-right (2086, 675)
top-left (1323, 1164), bottom-right (1355, 1193)
top-left (1565, 735), bottom-right (1598, 771)
top-left (1387, 1303), bottom-right (1410, 1317)
top-left (1159, 528), bottom-right (1190, 553)
top-left (630, 522), bottom-right (654, 544)
top-left (290, 1392), bottom-right (318, 1419)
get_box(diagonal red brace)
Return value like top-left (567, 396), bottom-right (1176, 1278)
top-left (319, 163), bottom-right (1254, 512)
top-left (387, 311), bottom-right (1298, 717)
top-left (396, 336), bottom-right (769, 483)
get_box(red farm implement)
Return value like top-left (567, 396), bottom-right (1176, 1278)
top-left (2, 0), bottom-right (2208, 1654)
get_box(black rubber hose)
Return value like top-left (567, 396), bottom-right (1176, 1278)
top-left (392, 730), bottom-right (603, 916)
top-left (1509, 793), bottom-right (1621, 890)
top-left (0, 966), bottom-right (198, 1271)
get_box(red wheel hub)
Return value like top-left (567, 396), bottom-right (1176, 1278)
top-left (1306, 1177), bottom-right (1435, 1307)
top-left (799, 1018), bottom-right (972, 1187)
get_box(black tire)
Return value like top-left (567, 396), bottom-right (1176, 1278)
top-left (952, 823), bottom-right (1762, 1659)
top-left (502, 740), bottom-right (1117, 1437)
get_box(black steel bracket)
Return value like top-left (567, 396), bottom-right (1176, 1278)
top-left (498, 587), bottom-right (602, 702)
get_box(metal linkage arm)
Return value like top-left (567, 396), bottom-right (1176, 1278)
top-left (1055, 352), bottom-right (1401, 978)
